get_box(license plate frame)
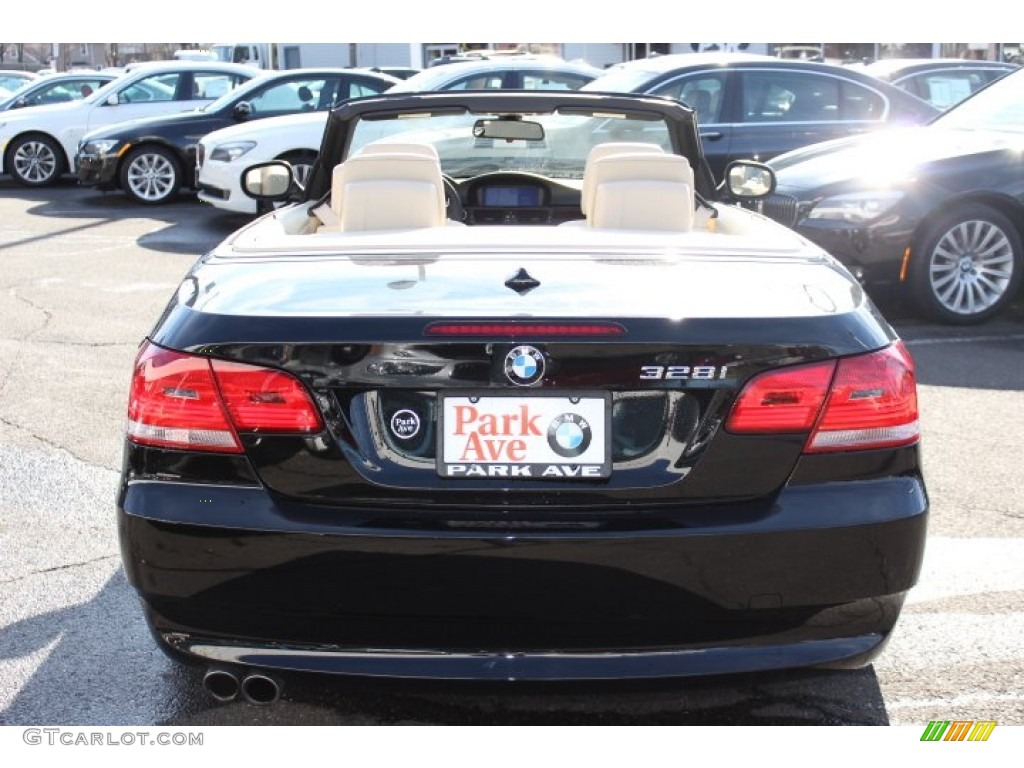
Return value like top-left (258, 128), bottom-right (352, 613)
top-left (437, 391), bottom-right (612, 480)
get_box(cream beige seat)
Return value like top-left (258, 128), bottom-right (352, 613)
top-left (578, 142), bottom-right (665, 220)
top-left (587, 152), bottom-right (695, 231)
top-left (315, 150), bottom-right (447, 232)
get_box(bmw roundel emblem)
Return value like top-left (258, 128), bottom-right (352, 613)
top-left (504, 345), bottom-right (545, 386)
top-left (547, 413), bottom-right (592, 458)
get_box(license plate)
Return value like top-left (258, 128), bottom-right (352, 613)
top-left (438, 392), bottom-right (611, 480)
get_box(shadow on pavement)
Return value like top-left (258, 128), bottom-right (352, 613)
top-left (0, 567), bottom-right (891, 726)
top-left (2, 179), bottom-right (250, 257)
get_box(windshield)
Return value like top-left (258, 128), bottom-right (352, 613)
top-left (933, 68), bottom-right (1024, 132)
top-left (348, 109), bottom-right (672, 181)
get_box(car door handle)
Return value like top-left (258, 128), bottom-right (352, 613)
top-left (700, 131), bottom-right (724, 141)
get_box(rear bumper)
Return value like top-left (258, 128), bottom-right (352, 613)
top-left (119, 474), bottom-right (927, 679)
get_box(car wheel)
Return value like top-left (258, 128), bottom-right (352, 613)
top-left (911, 203), bottom-right (1023, 325)
top-left (120, 146), bottom-right (182, 205)
top-left (7, 134), bottom-right (65, 187)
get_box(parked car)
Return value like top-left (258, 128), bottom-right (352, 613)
top-left (0, 71), bottom-right (118, 112)
top-left (766, 67), bottom-right (1024, 324)
top-left (0, 61), bottom-right (256, 187)
top-left (0, 70), bottom-right (37, 94)
top-left (198, 58), bottom-right (600, 214)
top-left (359, 65), bottom-right (421, 80)
top-left (75, 68), bottom-right (398, 204)
top-left (851, 58), bottom-right (1018, 110)
top-left (388, 57), bottom-right (601, 92)
top-left (119, 91), bottom-right (926, 696)
top-left (581, 53), bottom-right (938, 180)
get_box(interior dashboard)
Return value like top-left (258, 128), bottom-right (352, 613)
top-left (453, 172), bottom-right (584, 225)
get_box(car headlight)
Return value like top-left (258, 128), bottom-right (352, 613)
top-left (210, 141), bottom-right (257, 162)
top-left (807, 191), bottom-right (904, 224)
top-left (81, 139), bottom-right (121, 155)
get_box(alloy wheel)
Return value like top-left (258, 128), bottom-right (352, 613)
top-left (928, 219), bottom-right (1015, 317)
top-left (13, 140), bottom-right (58, 184)
top-left (125, 152), bottom-right (178, 202)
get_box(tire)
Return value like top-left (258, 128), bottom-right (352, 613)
top-left (910, 203), bottom-right (1023, 325)
top-left (120, 146), bottom-right (182, 205)
top-left (6, 134), bottom-right (65, 187)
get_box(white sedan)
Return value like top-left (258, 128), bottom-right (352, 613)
top-left (197, 111), bottom-right (326, 214)
top-left (0, 61), bottom-right (255, 186)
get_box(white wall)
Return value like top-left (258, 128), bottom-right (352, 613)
top-left (561, 43), bottom-right (624, 69)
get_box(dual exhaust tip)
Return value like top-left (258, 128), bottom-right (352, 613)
top-left (203, 667), bottom-right (281, 705)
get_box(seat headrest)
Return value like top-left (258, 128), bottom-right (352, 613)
top-left (331, 151), bottom-right (446, 231)
top-left (357, 142), bottom-right (440, 160)
top-left (580, 142), bottom-right (664, 216)
top-left (588, 152), bottom-right (695, 232)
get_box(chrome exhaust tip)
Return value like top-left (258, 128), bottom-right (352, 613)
top-left (240, 672), bottom-right (281, 705)
top-left (202, 667), bottom-right (240, 702)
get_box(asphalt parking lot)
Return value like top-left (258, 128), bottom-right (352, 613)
top-left (0, 179), bottom-right (1022, 726)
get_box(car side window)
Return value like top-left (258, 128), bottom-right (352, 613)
top-left (32, 79), bottom-right (108, 105)
top-left (192, 72), bottom-right (246, 100)
top-left (346, 79), bottom-right (393, 99)
top-left (444, 73), bottom-right (506, 90)
top-left (740, 71), bottom-right (841, 123)
top-left (247, 78), bottom-right (328, 114)
top-left (118, 73), bottom-right (181, 104)
top-left (839, 81), bottom-right (886, 121)
top-left (902, 73), bottom-right (980, 110)
top-left (520, 71), bottom-right (591, 91)
top-left (649, 73), bottom-right (727, 123)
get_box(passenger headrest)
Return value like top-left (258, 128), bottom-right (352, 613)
top-left (588, 152), bottom-right (695, 232)
top-left (580, 142), bottom-right (664, 216)
top-left (331, 151), bottom-right (446, 231)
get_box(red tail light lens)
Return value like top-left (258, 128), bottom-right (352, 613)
top-left (726, 360), bottom-right (836, 433)
top-left (127, 342), bottom-right (323, 453)
top-left (806, 341), bottom-right (918, 453)
top-left (726, 343), bottom-right (919, 453)
top-left (211, 360), bottom-right (323, 433)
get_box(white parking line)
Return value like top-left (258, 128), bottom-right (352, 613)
top-left (903, 334), bottom-right (1024, 346)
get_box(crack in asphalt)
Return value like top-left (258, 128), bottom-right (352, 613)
top-left (0, 415), bottom-right (118, 473)
top-left (0, 554), bottom-right (120, 586)
top-left (9, 289), bottom-right (53, 341)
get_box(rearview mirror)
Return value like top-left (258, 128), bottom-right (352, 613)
top-left (472, 118), bottom-right (544, 141)
top-left (241, 161), bottom-right (293, 200)
top-left (722, 160), bottom-right (776, 200)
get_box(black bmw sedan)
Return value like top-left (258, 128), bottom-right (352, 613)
top-left (582, 52), bottom-right (938, 181)
top-left (766, 67), bottom-right (1024, 324)
top-left (75, 68), bottom-right (398, 204)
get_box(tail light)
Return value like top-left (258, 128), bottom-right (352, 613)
top-left (806, 341), bottom-right (918, 453)
top-left (127, 342), bottom-right (323, 453)
top-left (727, 342), bottom-right (919, 453)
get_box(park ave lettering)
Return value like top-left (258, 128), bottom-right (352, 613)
top-left (452, 404), bottom-right (543, 462)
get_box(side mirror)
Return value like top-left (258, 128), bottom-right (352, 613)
top-left (106, 93), bottom-right (120, 106)
top-left (241, 161), bottom-right (293, 200)
top-left (721, 160), bottom-right (776, 200)
top-left (12, 97), bottom-right (27, 109)
top-left (232, 101), bottom-right (252, 120)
